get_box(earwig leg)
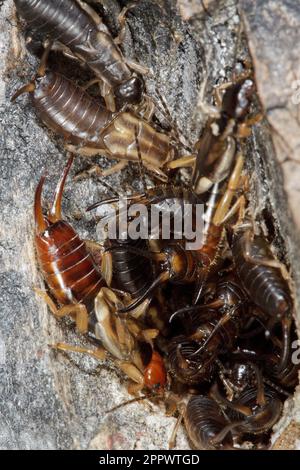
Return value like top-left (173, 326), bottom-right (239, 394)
top-left (214, 81), bottom-right (234, 108)
top-left (34, 288), bottom-right (89, 333)
top-left (144, 163), bottom-right (169, 182)
top-left (252, 365), bottom-right (266, 407)
top-left (37, 40), bottom-right (53, 77)
top-left (212, 153), bottom-right (244, 226)
top-left (76, 0), bottom-right (102, 26)
top-left (117, 361), bottom-right (144, 393)
top-left (135, 96), bottom-right (156, 121)
top-left (115, 3), bottom-right (137, 45)
top-left (169, 412), bottom-right (184, 449)
top-left (237, 113), bottom-right (263, 138)
top-left (167, 155), bottom-right (196, 169)
top-left (141, 328), bottom-right (160, 344)
top-left (65, 144), bottom-right (111, 158)
top-left (51, 342), bottom-right (106, 361)
top-left (101, 251), bottom-right (113, 286)
top-left (75, 161), bottom-right (128, 180)
top-left (209, 421), bottom-right (241, 446)
top-left (102, 82), bottom-right (116, 112)
top-left (82, 78), bottom-right (103, 91)
top-left (126, 60), bottom-right (149, 75)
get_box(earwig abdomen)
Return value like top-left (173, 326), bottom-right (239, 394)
top-left (184, 395), bottom-right (233, 450)
top-left (36, 220), bottom-right (103, 308)
top-left (33, 72), bottom-right (112, 147)
top-left (231, 231), bottom-right (292, 322)
top-left (108, 238), bottom-right (155, 298)
top-left (35, 157), bottom-right (104, 313)
top-left (228, 387), bottom-right (283, 435)
top-left (14, 0), bottom-right (143, 105)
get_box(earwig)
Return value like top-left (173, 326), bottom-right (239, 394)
top-left (34, 155), bottom-right (105, 332)
top-left (12, 71), bottom-right (175, 179)
top-left (183, 395), bottom-right (234, 450)
top-left (14, 0), bottom-right (144, 110)
top-left (231, 229), bottom-right (293, 373)
top-left (170, 75), bottom-right (257, 193)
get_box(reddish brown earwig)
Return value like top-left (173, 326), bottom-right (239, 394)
top-left (34, 155), bottom-right (105, 332)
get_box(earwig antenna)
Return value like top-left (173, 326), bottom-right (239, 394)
top-left (201, 1), bottom-right (212, 16)
top-left (154, 86), bottom-right (182, 145)
top-left (106, 394), bottom-right (156, 414)
top-left (134, 125), bottom-right (148, 192)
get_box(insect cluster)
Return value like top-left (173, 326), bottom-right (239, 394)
top-left (13, 0), bottom-right (299, 450)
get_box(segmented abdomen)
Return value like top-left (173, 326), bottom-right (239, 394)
top-left (33, 71), bottom-right (112, 147)
top-left (231, 232), bottom-right (292, 319)
top-left (227, 387), bottom-right (282, 435)
top-left (107, 238), bottom-right (154, 298)
top-left (184, 395), bottom-right (232, 450)
top-left (35, 220), bottom-right (104, 309)
top-left (14, 0), bottom-right (131, 86)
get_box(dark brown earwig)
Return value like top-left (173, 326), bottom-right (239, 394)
top-left (231, 229), bottom-right (293, 373)
top-left (183, 395), bottom-right (234, 450)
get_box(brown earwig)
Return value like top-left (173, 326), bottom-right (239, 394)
top-left (183, 395), bottom-right (234, 450)
top-left (170, 74), bottom-right (258, 194)
top-left (230, 228), bottom-right (293, 373)
top-left (34, 155), bottom-right (105, 333)
top-left (14, 0), bottom-right (144, 110)
top-left (12, 70), bottom-right (175, 179)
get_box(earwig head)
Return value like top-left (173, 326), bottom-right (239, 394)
top-left (34, 155), bottom-right (74, 234)
top-left (222, 78), bottom-right (255, 121)
top-left (115, 76), bottom-right (144, 106)
top-left (144, 351), bottom-right (167, 393)
top-left (33, 71), bottom-right (57, 100)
